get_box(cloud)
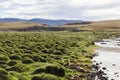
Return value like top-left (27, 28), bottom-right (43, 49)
top-left (0, 0), bottom-right (120, 20)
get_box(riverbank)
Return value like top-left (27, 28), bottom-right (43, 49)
top-left (93, 39), bottom-right (120, 80)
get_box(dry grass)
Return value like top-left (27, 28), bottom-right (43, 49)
top-left (0, 22), bottom-right (47, 31)
top-left (1, 20), bottom-right (120, 31)
top-left (61, 20), bottom-right (120, 31)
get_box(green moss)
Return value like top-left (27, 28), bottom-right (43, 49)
top-left (17, 75), bottom-right (31, 80)
top-left (0, 54), bottom-right (9, 61)
top-left (7, 64), bottom-right (28, 72)
top-left (8, 60), bottom-right (17, 66)
top-left (32, 74), bottom-right (60, 80)
top-left (22, 58), bottom-right (34, 64)
top-left (41, 74), bottom-right (60, 80)
top-left (33, 67), bottom-right (46, 74)
top-left (32, 55), bottom-right (47, 62)
top-left (0, 31), bottom-right (116, 80)
top-left (10, 55), bottom-right (22, 60)
top-left (46, 65), bottom-right (65, 77)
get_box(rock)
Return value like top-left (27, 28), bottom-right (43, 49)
top-left (100, 62), bottom-right (102, 64)
top-left (76, 66), bottom-right (86, 73)
top-left (102, 67), bottom-right (107, 70)
top-left (96, 63), bottom-right (99, 65)
top-left (79, 74), bottom-right (85, 78)
top-left (93, 60), bottom-right (96, 62)
top-left (92, 64), bottom-right (100, 71)
top-left (112, 64), bottom-right (116, 66)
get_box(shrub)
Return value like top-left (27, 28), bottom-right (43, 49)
top-left (22, 58), bottom-right (33, 64)
top-left (0, 61), bottom-right (7, 65)
top-left (32, 76), bottom-right (41, 80)
top-left (8, 60), bottom-right (17, 66)
top-left (0, 68), bottom-right (8, 75)
top-left (53, 50), bottom-right (63, 55)
top-left (33, 67), bottom-right (45, 74)
top-left (46, 65), bottom-right (65, 77)
top-left (0, 54), bottom-right (9, 61)
top-left (41, 74), bottom-right (60, 80)
top-left (22, 54), bottom-right (33, 59)
top-left (18, 45), bottom-right (28, 49)
top-left (0, 68), bottom-right (14, 80)
top-left (32, 55), bottom-right (47, 62)
top-left (18, 75), bottom-right (31, 80)
top-left (10, 55), bottom-right (22, 60)
top-left (0, 65), bottom-right (8, 69)
top-left (42, 49), bottom-right (49, 53)
top-left (7, 64), bottom-right (28, 72)
top-left (32, 74), bottom-right (60, 80)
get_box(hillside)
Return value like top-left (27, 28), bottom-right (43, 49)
top-left (1, 20), bottom-right (120, 31)
top-left (0, 18), bottom-right (83, 26)
top-left (61, 20), bottom-right (120, 31)
top-left (0, 22), bottom-right (48, 31)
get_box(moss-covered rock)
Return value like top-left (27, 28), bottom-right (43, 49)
top-left (10, 55), bottom-right (22, 60)
top-left (46, 65), bottom-right (65, 77)
top-left (8, 60), bottom-right (17, 66)
top-left (22, 58), bottom-right (33, 64)
top-left (7, 64), bottom-right (28, 72)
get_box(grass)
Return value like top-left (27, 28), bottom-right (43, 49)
top-left (0, 31), bottom-right (119, 80)
top-left (61, 20), bottom-right (120, 31)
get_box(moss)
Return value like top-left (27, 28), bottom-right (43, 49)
top-left (31, 76), bottom-right (41, 80)
top-left (22, 54), bottom-right (33, 59)
top-left (10, 55), bottom-right (22, 60)
top-left (8, 60), bottom-right (17, 66)
top-left (32, 55), bottom-right (47, 62)
top-left (41, 74), bottom-right (60, 80)
top-left (0, 68), bottom-right (17, 80)
top-left (33, 67), bottom-right (46, 74)
top-left (0, 68), bottom-right (8, 75)
top-left (32, 74), bottom-right (60, 80)
top-left (46, 65), bottom-right (65, 77)
top-left (0, 65), bottom-right (8, 69)
top-left (0, 54), bottom-right (9, 61)
top-left (22, 58), bottom-right (33, 64)
top-left (18, 75), bottom-right (31, 80)
top-left (53, 50), bottom-right (63, 55)
top-left (0, 61), bottom-right (7, 65)
top-left (7, 64), bottom-right (28, 72)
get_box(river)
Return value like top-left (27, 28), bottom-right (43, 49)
top-left (93, 39), bottom-right (120, 80)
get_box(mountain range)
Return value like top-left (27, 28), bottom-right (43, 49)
top-left (0, 18), bottom-right (83, 26)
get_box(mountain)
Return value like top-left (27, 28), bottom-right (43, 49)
top-left (0, 18), bottom-right (26, 22)
top-left (0, 18), bottom-right (83, 26)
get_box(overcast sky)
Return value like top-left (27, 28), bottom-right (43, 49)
top-left (0, 0), bottom-right (120, 20)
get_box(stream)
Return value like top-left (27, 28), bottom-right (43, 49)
top-left (93, 38), bottom-right (120, 80)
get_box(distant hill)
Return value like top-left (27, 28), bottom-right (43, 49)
top-left (0, 22), bottom-right (49, 31)
top-left (61, 20), bottom-right (120, 31)
top-left (0, 22), bottom-right (75, 31)
top-left (0, 18), bottom-right (83, 26)
top-left (1, 20), bottom-right (120, 31)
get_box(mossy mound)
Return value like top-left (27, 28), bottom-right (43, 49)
top-left (32, 74), bottom-right (60, 80)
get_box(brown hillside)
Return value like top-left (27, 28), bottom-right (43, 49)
top-left (61, 20), bottom-right (120, 31)
top-left (0, 22), bottom-right (48, 31)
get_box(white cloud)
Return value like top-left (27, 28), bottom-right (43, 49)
top-left (0, 0), bottom-right (120, 20)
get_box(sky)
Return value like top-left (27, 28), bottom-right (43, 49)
top-left (0, 0), bottom-right (120, 21)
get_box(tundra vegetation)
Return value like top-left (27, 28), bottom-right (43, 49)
top-left (0, 31), bottom-right (119, 80)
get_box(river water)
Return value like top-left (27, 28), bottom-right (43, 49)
top-left (93, 39), bottom-right (120, 80)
